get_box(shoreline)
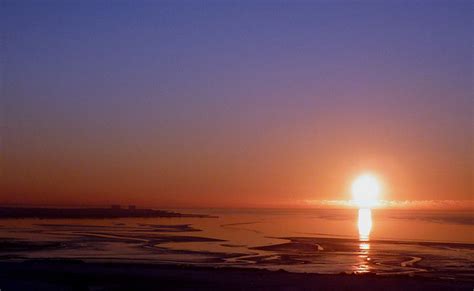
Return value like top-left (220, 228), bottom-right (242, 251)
top-left (0, 207), bottom-right (216, 219)
top-left (0, 259), bottom-right (471, 290)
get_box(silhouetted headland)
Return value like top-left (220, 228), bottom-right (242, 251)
top-left (0, 206), bottom-right (215, 219)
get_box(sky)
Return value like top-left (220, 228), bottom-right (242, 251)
top-left (1, 0), bottom-right (472, 208)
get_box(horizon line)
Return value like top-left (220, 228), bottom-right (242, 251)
top-left (1, 199), bottom-right (473, 211)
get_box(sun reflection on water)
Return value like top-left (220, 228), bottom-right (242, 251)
top-left (356, 208), bottom-right (372, 273)
top-left (358, 208), bottom-right (372, 240)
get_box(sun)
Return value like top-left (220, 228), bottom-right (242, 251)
top-left (352, 174), bottom-right (380, 208)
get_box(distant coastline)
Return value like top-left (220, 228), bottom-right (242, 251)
top-left (0, 206), bottom-right (216, 219)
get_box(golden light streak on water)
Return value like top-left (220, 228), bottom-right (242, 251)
top-left (358, 208), bottom-right (372, 240)
top-left (356, 208), bottom-right (372, 273)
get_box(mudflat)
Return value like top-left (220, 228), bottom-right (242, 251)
top-left (0, 260), bottom-right (471, 291)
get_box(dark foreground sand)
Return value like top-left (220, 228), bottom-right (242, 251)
top-left (0, 260), bottom-right (471, 290)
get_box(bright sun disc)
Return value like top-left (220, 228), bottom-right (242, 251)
top-left (352, 174), bottom-right (380, 208)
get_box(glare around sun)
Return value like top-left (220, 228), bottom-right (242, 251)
top-left (352, 174), bottom-right (380, 208)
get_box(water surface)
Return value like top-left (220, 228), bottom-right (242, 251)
top-left (0, 208), bottom-right (472, 280)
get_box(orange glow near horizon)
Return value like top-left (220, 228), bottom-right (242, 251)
top-left (1, 1), bottom-right (472, 210)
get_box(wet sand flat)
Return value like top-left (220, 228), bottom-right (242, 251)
top-left (0, 260), bottom-right (471, 291)
top-left (0, 209), bottom-right (472, 287)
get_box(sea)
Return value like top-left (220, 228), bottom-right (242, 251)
top-left (0, 208), bottom-right (472, 280)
